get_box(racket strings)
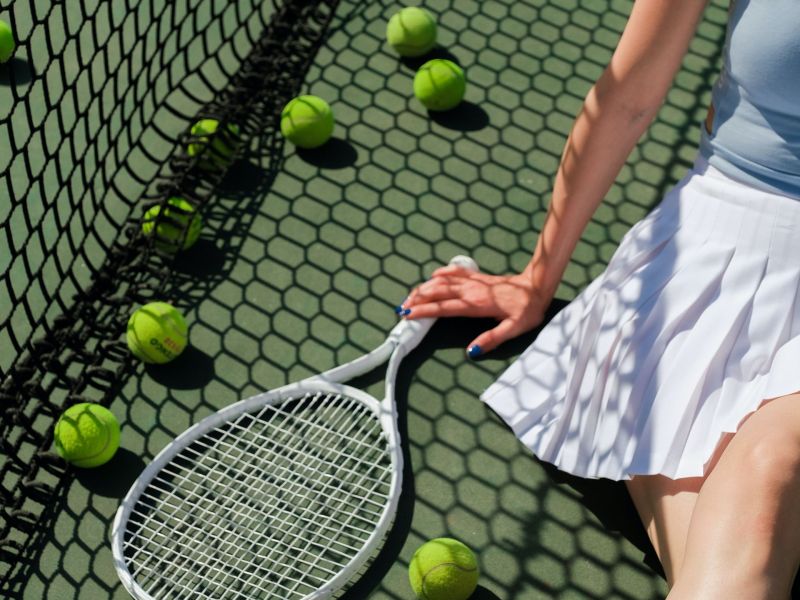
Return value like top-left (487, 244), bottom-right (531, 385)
top-left (133, 392), bottom-right (384, 570)
top-left (129, 398), bottom-right (376, 600)
top-left (136, 392), bottom-right (390, 592)
top-left (123, 392), bottom-right (395, 599)
top-left (128, 392), bottom-right (347, 571)
top-left (131, 395), bottom-right (385, 599)
top-left (133, 392), bottom-right (382, 596)
top-left (154, 393), bottom-right (386, 563)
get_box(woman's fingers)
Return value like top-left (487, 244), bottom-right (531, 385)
top-left (466, 318), bottom-right (524, 358)
top-left (400, 271), bottom-right (549, 358)
top-left (429, 264), bottom-right (474, 278)
top-left (403, 298), bottom-right (488, 319)
top-left (406, 272), bottom-right (496, 305)
top-left (405, 278), bottom-right (460, 307)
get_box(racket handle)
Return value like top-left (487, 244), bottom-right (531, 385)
top-left (389, 255), bottom-right (478, 352)
top-left (388, 315), bottom-right (437, 350)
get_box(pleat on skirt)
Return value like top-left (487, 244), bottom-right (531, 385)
top-left (481, 157), bottom-right (800, 480)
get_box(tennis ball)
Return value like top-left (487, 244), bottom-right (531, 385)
top-left (413, 59), bottom-right (466, 111)
top-left (54, 403), bottom-right (120, 468)
top-left (280, 95), bottom-right (334, 149)
top-left (0, 20), bottom-right (14, 63)
top-left (187, 118), bottom-right (240, 168)
top-left (127, 301), bottom-right (188, 364)
top-left (386, 7), bottom-right (437, 57)
top-left (409, 538), bottom-right (479, 600)
top-left (142, 197), bottom-right (202, 253)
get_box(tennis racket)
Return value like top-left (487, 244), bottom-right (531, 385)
top-left (112, 255), bottom-right (478, 600)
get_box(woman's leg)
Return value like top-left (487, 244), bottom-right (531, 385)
top-left (667, 393), bottom-right (800, 599)
top-left (625, 474), bottom-right (701, 586)
top-left (624, 433), bottom-right (734, 586)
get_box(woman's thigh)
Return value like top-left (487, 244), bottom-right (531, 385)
top-left (624, 431), bottom-right (735, 585)
top-left (675, 392), bottom-right (800, 596)
top-left (626, 392), bottom-right (800, 587)
top-left (625, 474), bottom-right (700, 585)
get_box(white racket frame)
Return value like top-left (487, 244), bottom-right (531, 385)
top-left (112, 256), bottom-right (476, 600)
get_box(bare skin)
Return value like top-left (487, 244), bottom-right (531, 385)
top-left (405, 0), bottom-right (712, 353)
top-left (404, 1), bottom-right (800, 597)
top-left (656, 394), bottom-right (800, 599)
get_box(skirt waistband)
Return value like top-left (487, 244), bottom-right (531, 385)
top-left (672, 156), bottom-right (800, 265)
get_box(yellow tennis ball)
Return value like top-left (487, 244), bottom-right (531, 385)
top-left (127, 301), bottom-right (188, 364)
top-left (386, 6), bottom-right (437, 57)
top-left (54, 403), bottom-right (121, 468)
top-left (0, 20), bottom-right (14, 64)
top-left (142, 197), bottom-right (202, 253)
top-left (280, 95), bottom-right (334, 149)
top-left (413, 59), bottom-right (466, 111)
top-left (187, 118), bottom-right (240, 168)
top-left (409, 538), bottom-right (479, 600)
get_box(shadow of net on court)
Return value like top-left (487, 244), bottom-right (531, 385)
top-left (0, 0), bottom-right (745, 598)
top-left (311, 2), bottom-right (727, 594)
top-left (1, 0), bottom-right (341, 594)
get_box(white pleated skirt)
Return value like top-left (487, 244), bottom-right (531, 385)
top-left (481, 157), bottom-right (800, 481)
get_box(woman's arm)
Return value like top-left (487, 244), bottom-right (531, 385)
top-left (525, 0), bottom-right (711, 301)
top-left (404, 0), bottom-right (711, 355)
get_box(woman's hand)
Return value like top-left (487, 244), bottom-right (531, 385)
top-left (400, 265), bottom-right (550, 357)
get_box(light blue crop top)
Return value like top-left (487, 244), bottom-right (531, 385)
top-left (699, 0), bottom-right (800, 197)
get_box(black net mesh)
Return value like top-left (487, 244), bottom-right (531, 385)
top-left (1, 0), bottom-right (341, 587)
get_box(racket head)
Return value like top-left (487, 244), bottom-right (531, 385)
top-left (112, 381), bottom-right (401, 600)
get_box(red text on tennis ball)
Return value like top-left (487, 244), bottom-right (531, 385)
top-left (126, 301), bottom-right (188, 364)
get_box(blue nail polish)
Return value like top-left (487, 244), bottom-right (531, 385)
top-left (394, 297), bottom-right (410, 314)
top-left (467, 345), bottom-right (482, 358)
top-left (401, 308), bottom-right (411, 317)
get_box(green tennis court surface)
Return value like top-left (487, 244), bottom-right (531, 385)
top-left (2, 0), bottom-right (733, 598)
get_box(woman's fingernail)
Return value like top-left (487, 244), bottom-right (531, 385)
top-left (467, 345), bottom-right (482, 358)
top-left (394, 297), bottom-right (409, 313)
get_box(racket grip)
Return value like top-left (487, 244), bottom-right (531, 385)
top-left (388, 315), bottom-right (437, 351)
top-left (389, 255), bottom-right (478, 352)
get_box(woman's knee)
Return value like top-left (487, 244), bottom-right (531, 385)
top-left (734, 426), bottom-right (800, 491)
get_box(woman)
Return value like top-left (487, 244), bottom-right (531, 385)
top-left (402, 1), bottom-right (800, 598)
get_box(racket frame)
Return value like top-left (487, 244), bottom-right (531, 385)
top-left (112, 316), bottom-right (435, 600)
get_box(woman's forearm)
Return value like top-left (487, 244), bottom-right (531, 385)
top-left (521, 0), bottom-right (709, 303)
top-left (522, 76), bottom-right (661, 300)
